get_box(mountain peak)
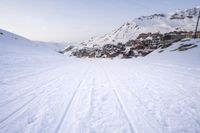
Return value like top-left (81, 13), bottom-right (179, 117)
top-left (82, 6), bottom-right (200, 47)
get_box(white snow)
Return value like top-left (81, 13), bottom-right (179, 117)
top-left (82, 7), bottom-right (200, 47)
top-left (0, 29), bottom-right (200, 133)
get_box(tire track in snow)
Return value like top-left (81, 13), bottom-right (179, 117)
top-left (78, 64), bottom-right (133, 133)
top-left (0, 96), bottom-right (36, 125)
top-left (106, 60), bottom-right (200, 132)
top-left (0, 73), bottom-right (66, 128)
top-left (0, 66), bottom-right (66, 107)
top-left (99, 62), bottom-right (136, 133)
top-left (88, 78), bottom-right (95, 118)
top-left (0, 63), bottom-right (78, 128)
top-left (54, 65), bottom-right (91, 133)
top-left (0, 68), bottom-right (64, 108)
top-left (106, 64), bottom-right (164, 133)
top-left (80, 77), bottom-right (95, 133)
top-left (112, 89), bottom-right (136, 133)
top-left (0, 60), bottom-right (76, 107)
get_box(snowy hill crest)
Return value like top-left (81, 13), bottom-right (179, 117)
top-left (82, 7), bottom-right (200, 47)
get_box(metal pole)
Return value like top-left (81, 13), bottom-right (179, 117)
top-left (194, 10), bottom-right (200, 38)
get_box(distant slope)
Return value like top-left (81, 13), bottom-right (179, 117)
top-left (0, 29), bottom-right (66, 55)
top-left (82, 7), bottom-right (200, 47)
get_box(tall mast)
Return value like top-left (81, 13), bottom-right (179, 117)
top-left (194, 10), bottom-right (200, 38)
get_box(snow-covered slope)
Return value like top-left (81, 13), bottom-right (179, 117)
top-left (0, 29), bottom-right (200, 133)
top-left (145, 38), bottom-right (200, 67)
top-left (0, 29), bottom-right (67, 55)
top-left (82, 7), bottom-right (200, 47)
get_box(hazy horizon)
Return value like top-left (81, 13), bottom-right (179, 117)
top-left (0, 0), bottom-right (199, 43)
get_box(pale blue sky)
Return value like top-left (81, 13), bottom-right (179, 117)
top-left (0, 0), bottom-right (199, 42)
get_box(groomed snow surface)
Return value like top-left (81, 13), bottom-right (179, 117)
top-left (1, 29), bottom-right (200, 133)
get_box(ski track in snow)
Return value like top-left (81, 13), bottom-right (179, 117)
top-left (1, 28), bottom-right (200, 133)
top-left (99, 60), bottom-right (200, 133)
top-left (54, 65), bottom-right (91, 133)
top-left (100, 64), bottom-right (136, 133)
top-left (1, 57), bottom-right (200, 133)
top-left (0, 61), bottom-right (76, 127)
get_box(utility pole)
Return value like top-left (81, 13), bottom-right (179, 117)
top-left (194, 10), bottom-right (200, 38)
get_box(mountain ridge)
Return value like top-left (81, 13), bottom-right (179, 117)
top-left (81, 6), bottom-right (200, 47)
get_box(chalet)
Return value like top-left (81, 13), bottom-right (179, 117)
top-left (162, 31), bottom-right (188, 41)
top-left (186, 31), bottom-right (200, 38)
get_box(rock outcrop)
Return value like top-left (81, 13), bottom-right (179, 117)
top-left (61, 31), bottom-right (197, 59)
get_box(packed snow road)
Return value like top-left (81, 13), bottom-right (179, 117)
top-left (0, 56), bottom-right (200, 133)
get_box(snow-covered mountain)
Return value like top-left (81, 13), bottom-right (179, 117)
top-left (82, 7), bottom-right (200, 47)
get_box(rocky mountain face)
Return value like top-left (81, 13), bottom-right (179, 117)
top-left (62, 31), bottom-right (195, 58)
top-left (61, 7), bottom-right (200, 58)
top-left (81, 7), bottom-right (200, 47)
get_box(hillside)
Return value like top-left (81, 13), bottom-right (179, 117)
top-left (0, 28), bottom-right (200, 133)
top-left (82, 7), bottom-right (200, 47)
top-left (0, 29), bottom-right (66, 55)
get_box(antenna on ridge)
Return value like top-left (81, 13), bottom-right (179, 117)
top-left (194, 9), bottom-right (200, 38)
